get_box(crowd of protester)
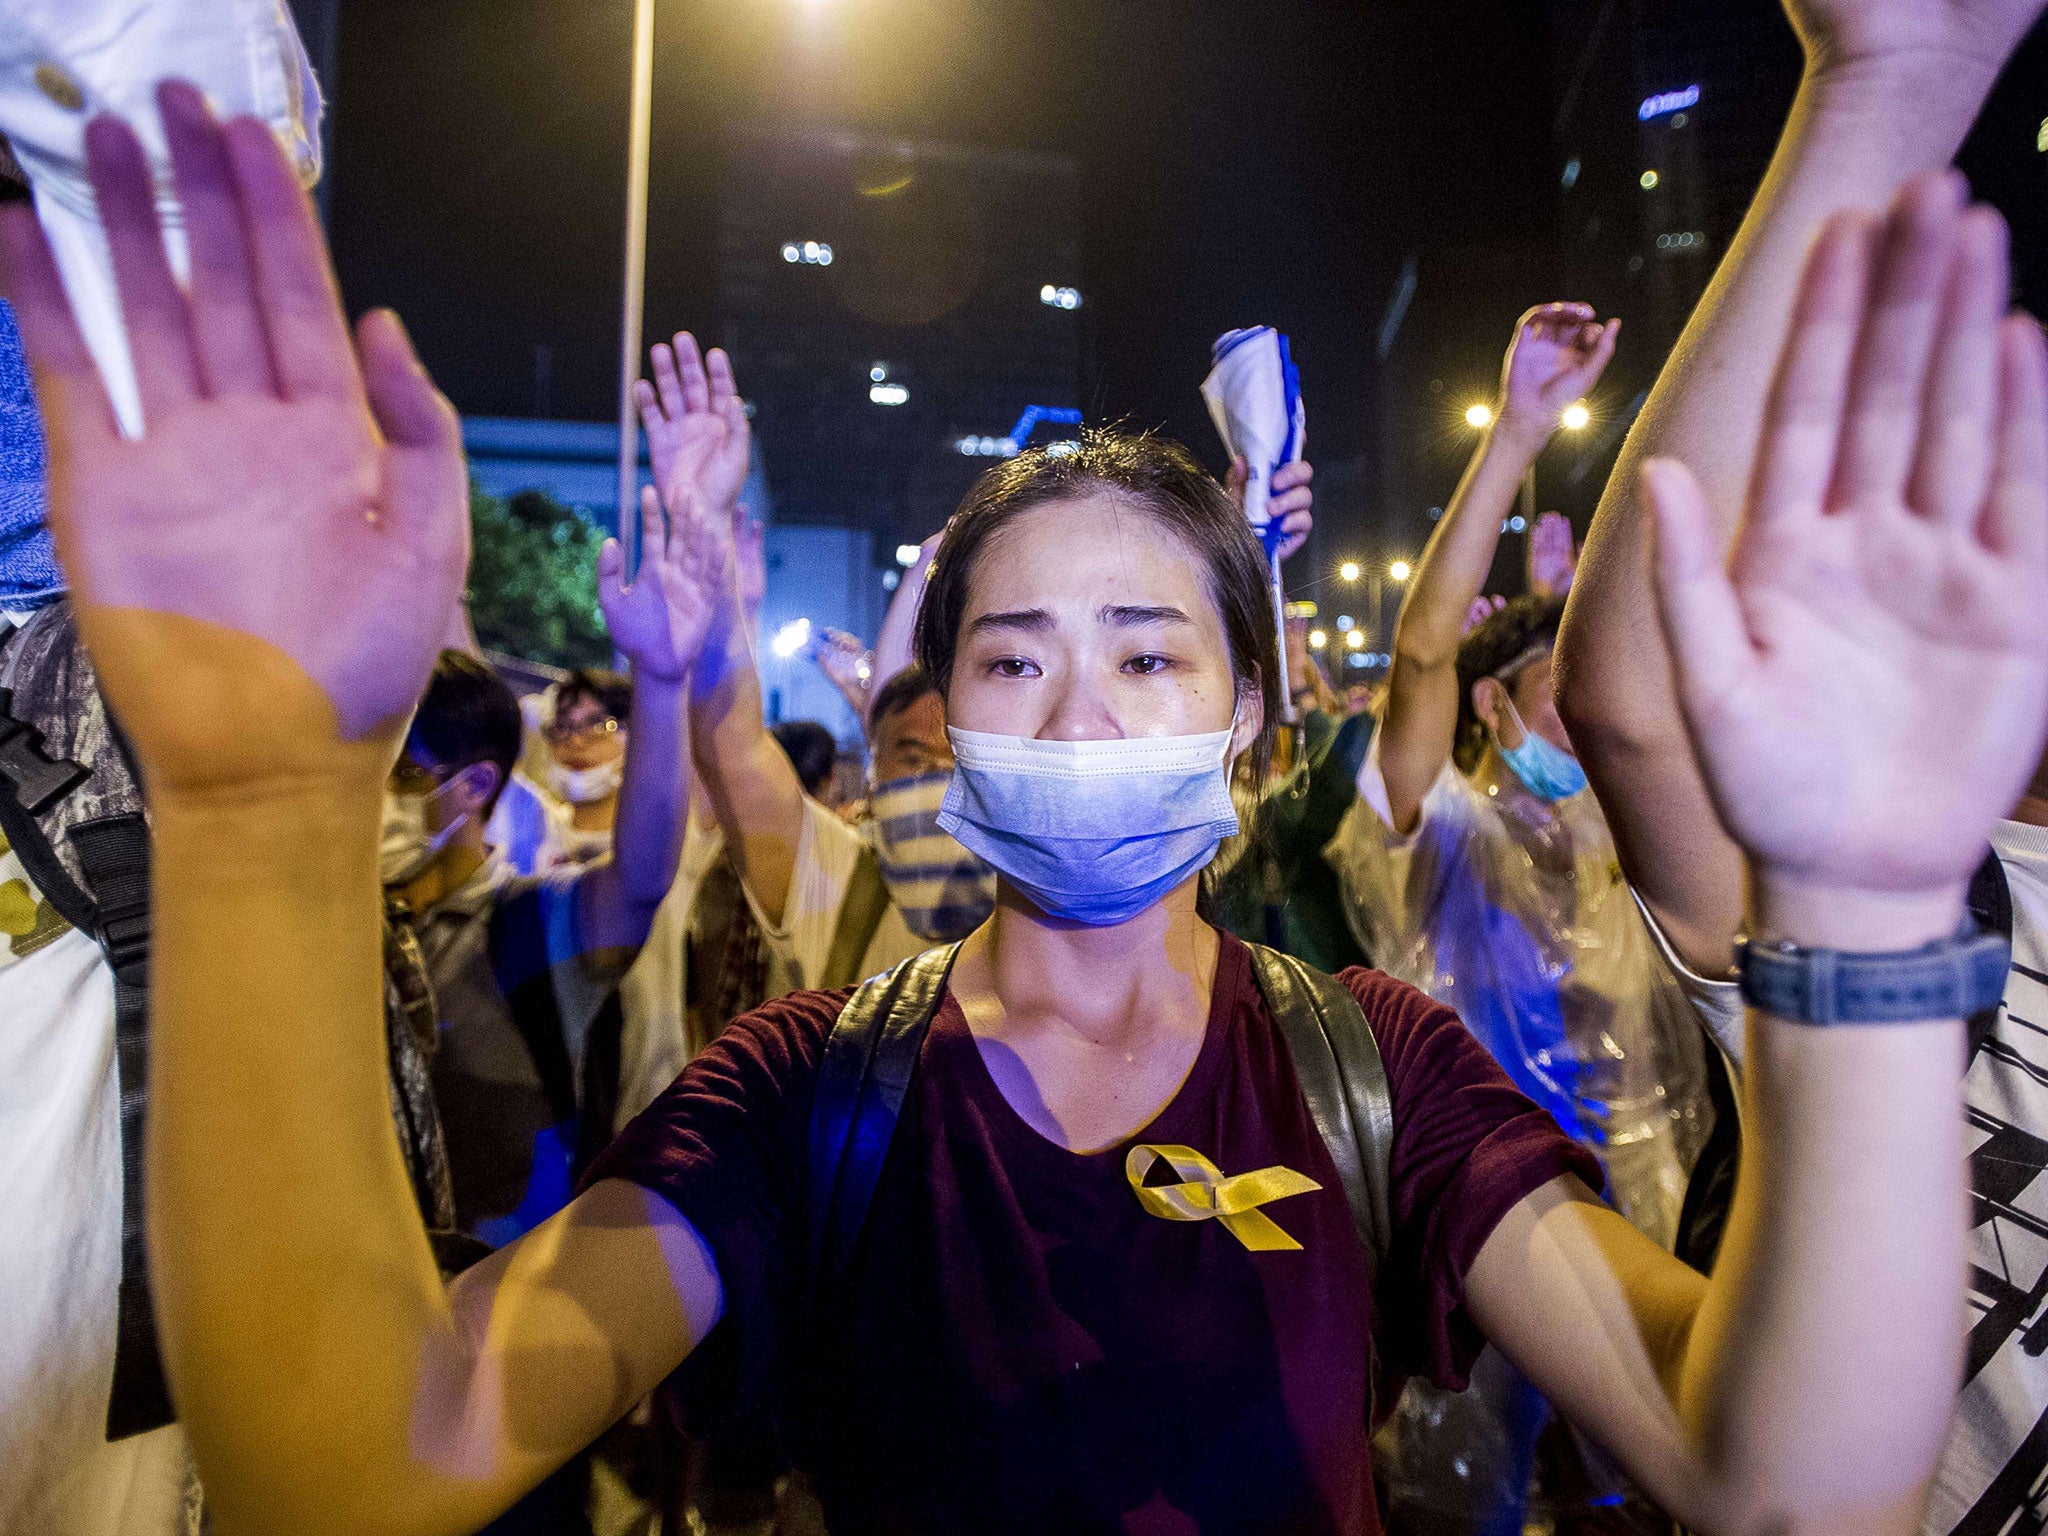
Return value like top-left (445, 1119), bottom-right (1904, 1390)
top-left (8, 1), bottom-right (2048, 1534)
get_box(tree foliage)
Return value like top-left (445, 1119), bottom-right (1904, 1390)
top-left (465, 485), bottom-right (613, 669)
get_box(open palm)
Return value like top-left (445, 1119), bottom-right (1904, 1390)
top-left (1, 86), bottom-right (467, 784)
top-left (600, 473), bottom-right (733, 686)
top-left (1647, 174), bottom-right (2048, 903)
top-left (636, 332), bottom-right (752, 522)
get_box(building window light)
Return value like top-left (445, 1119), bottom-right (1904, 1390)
top-left (869, 382), bottom-right (909, 406)
top-left (784, 240), bottom-right (834, 266)
top-left (1039, 284), bottom-right (1082, 310)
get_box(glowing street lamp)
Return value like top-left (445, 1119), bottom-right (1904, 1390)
top-left (1464, 402), bottom-right (1494, 430)
top-left (1339, 560), bottom-right (1362, 582)
top-left (1308, 629), bottom-right (1328, 650)
top-left (1388, 560), bottom-right (1412, 582)
top-left (1345, 629), bottom-right (1366, 650)
top-left (1560, 400), bottom-right (1591, 431)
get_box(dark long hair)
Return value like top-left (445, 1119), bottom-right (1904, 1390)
top-left (912, 430), bottom-right (1279, 783)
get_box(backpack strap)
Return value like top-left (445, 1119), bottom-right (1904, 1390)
top-left (818, 844), bottom-right (891, 990)
top-left (806, 943), bottom-right (960, 1294)
top-left (70, 812), bottom-right (174, 1439)
top-left (1244, 944), bottom-right (1394, 1292)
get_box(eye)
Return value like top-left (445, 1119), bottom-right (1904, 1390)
top-left (988, 656), bottom-right (1041, 679)
top-left (1122, 653), bottom-right (1174, 676)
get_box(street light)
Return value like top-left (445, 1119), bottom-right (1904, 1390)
top-left (1388, 560), bottom-right (1412, 582)
top-left (1339, 560), bottom-right (1361, 582)
top-left (1345, 629), bottom-right (1366, 649)
top-left (1308, 629), bottom-right (1328, 650)
top-left (1560, 400), bottom-right (1591, 431)
top-left (1464, 402), bottom-right (1494, 429)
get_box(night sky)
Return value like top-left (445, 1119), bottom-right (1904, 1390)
top-left (323, 0), bottom-right (2048, 557)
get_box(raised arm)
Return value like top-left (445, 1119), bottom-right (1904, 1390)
top-left (573, 478), bottom-right (724, 950)
top-left (1469, 179), bottom-right (2048, 1534)
top-left (637, 334), bottom-right (807, 923)
top-left (1, 87), bottom-right (721, 1536)
top-left (1377, 304), bottom-right (1616, 830)
top-left (1555, 0), bottom-right (2047, 973)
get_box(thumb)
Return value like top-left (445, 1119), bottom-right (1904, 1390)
top-left (1642, 456), bottom-right (1753, 726)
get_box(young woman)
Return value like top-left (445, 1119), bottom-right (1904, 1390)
top-left (11, 87), bottom-right (2044, 1536)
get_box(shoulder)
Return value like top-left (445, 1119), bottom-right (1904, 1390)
top-left (1330, 962), bottom-right (1509, 1100)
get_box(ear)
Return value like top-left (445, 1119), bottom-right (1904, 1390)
top-left (450, 761), bottom-right (501, 815)
top-left (1231, 677), bottom-right (1266, 759)
top-left (1470, 676), bottom-right (1518, 747)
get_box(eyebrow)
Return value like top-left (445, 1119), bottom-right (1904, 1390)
top-left (1102, 603), bottom-right (1192, 629)
top-left (967, 607), bottom-right (1054, 637)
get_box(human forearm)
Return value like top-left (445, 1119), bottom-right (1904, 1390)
top-left (689, 607), bottom-right (805, 924)
top-left (609, 674), bottom-right (688, 910)
top-left (148, 771), bottom-right (480, 1534)
top-left (1670, 879), bottom-right (1968, 1526)
top-left (1395, 420), bottom-right (1547, 667)
top-left (866, 537), bottom-right (935, 722)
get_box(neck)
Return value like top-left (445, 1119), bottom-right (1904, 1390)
top-left (954, 877), bottom-right (1219, 1052)
top-left (1472, 744), bottom-right (1551, 821)
top-left (398, 833), bottom-right (487, 912)
top-left (569, 793), bottom-right (618, 833)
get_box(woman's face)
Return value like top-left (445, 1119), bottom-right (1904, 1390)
top-left (945, 492), bottom-right (1260, 750)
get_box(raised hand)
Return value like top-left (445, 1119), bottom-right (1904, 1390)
top-left (1527, 511), bottom-right (1578, 598)
top-left (600, 476), bottom-right (732, 687)
top-left (1785, 0), bottom-right (2048, 77)
top-left (635, 332), bottom-right (751, 523)
top-left (806, 626), bottom-right (873, 710)
top-left (0, 83), bottom-right (467, 786)
top-left (1645, 172), bottom-right (2048, 943)
top-left (1225, 454), bottom-right (1315, 559)
top-left (1497, 303), bottom-right (1619, 443)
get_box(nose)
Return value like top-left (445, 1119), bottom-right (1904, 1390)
top-left (1036, 667), bottom-right (1124, 743)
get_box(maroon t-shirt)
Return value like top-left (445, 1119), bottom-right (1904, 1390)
top-left (587, 932), bottom-right (1595, 1535)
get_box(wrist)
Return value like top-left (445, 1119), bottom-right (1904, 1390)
top-left (1484, 415), bottom-right (1550, 462)
top-left (1747, 867), bottom-right (1969, 953)
top-left (1799, 49), bottom-right (1999, 146)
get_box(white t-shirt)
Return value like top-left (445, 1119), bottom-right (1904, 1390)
top-left (616, 817), bottom-right (727, 1119)
top-left (0, 851), bottom-right (191, 1535)
top-left (745, 796), bottom-right (926, 996)
top-left (1926, 819), bottom-right (2048, 1534)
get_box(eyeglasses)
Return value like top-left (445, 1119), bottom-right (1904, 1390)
top-left (543, 715), bottom-right (620, 746)
top-left (388, 756), bottom-right (451, 796)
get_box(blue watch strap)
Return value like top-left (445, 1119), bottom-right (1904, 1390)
top-left (1734, 926), bottom-right (2011, 1025)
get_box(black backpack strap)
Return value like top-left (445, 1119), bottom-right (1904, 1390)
top-left (818, 845), bottom-right (891, 991)
top-left (1245, 944), bottom-right (1394, 1292)
top-left (0, 684), bottom-right (94, 933)
top-left (69, 812), bottom-right (174, 1439)
top-left (806, 943), bottom-right (960, 1295)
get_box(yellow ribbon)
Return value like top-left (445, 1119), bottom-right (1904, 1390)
top-left (1124, 1143), bottom-right (1322, 1252)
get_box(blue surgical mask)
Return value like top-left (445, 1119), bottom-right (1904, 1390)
top-left (937, 722), bottom-right (1241, 926)
top-left (1496, 699), bottom-right (1586, 802)
top-left (0, 300), bottom-right (62, 610)
top-left (869, 769), bottom-right (997, 941)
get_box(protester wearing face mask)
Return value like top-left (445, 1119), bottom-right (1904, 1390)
top-left (535, 668), bottom-right (634, 870)
top-left (1325, 305), bottom-right (1709, 1531)
top-left (42, 116), bottom-right (2039, 1535)
top-left (1327, 303), bottom-right (1709, 1249)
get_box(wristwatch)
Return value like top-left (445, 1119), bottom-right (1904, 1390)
top-left (1734, 925), bottom-right (2010, 1025)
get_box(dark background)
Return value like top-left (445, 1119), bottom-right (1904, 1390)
top-left (305, 0), bottom-right (2048, 592)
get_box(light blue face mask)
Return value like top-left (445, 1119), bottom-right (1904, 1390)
top-left (937, 722), bottom-right (1241, 926)
top-left (1497, 698), bottom-right (1587, 802)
